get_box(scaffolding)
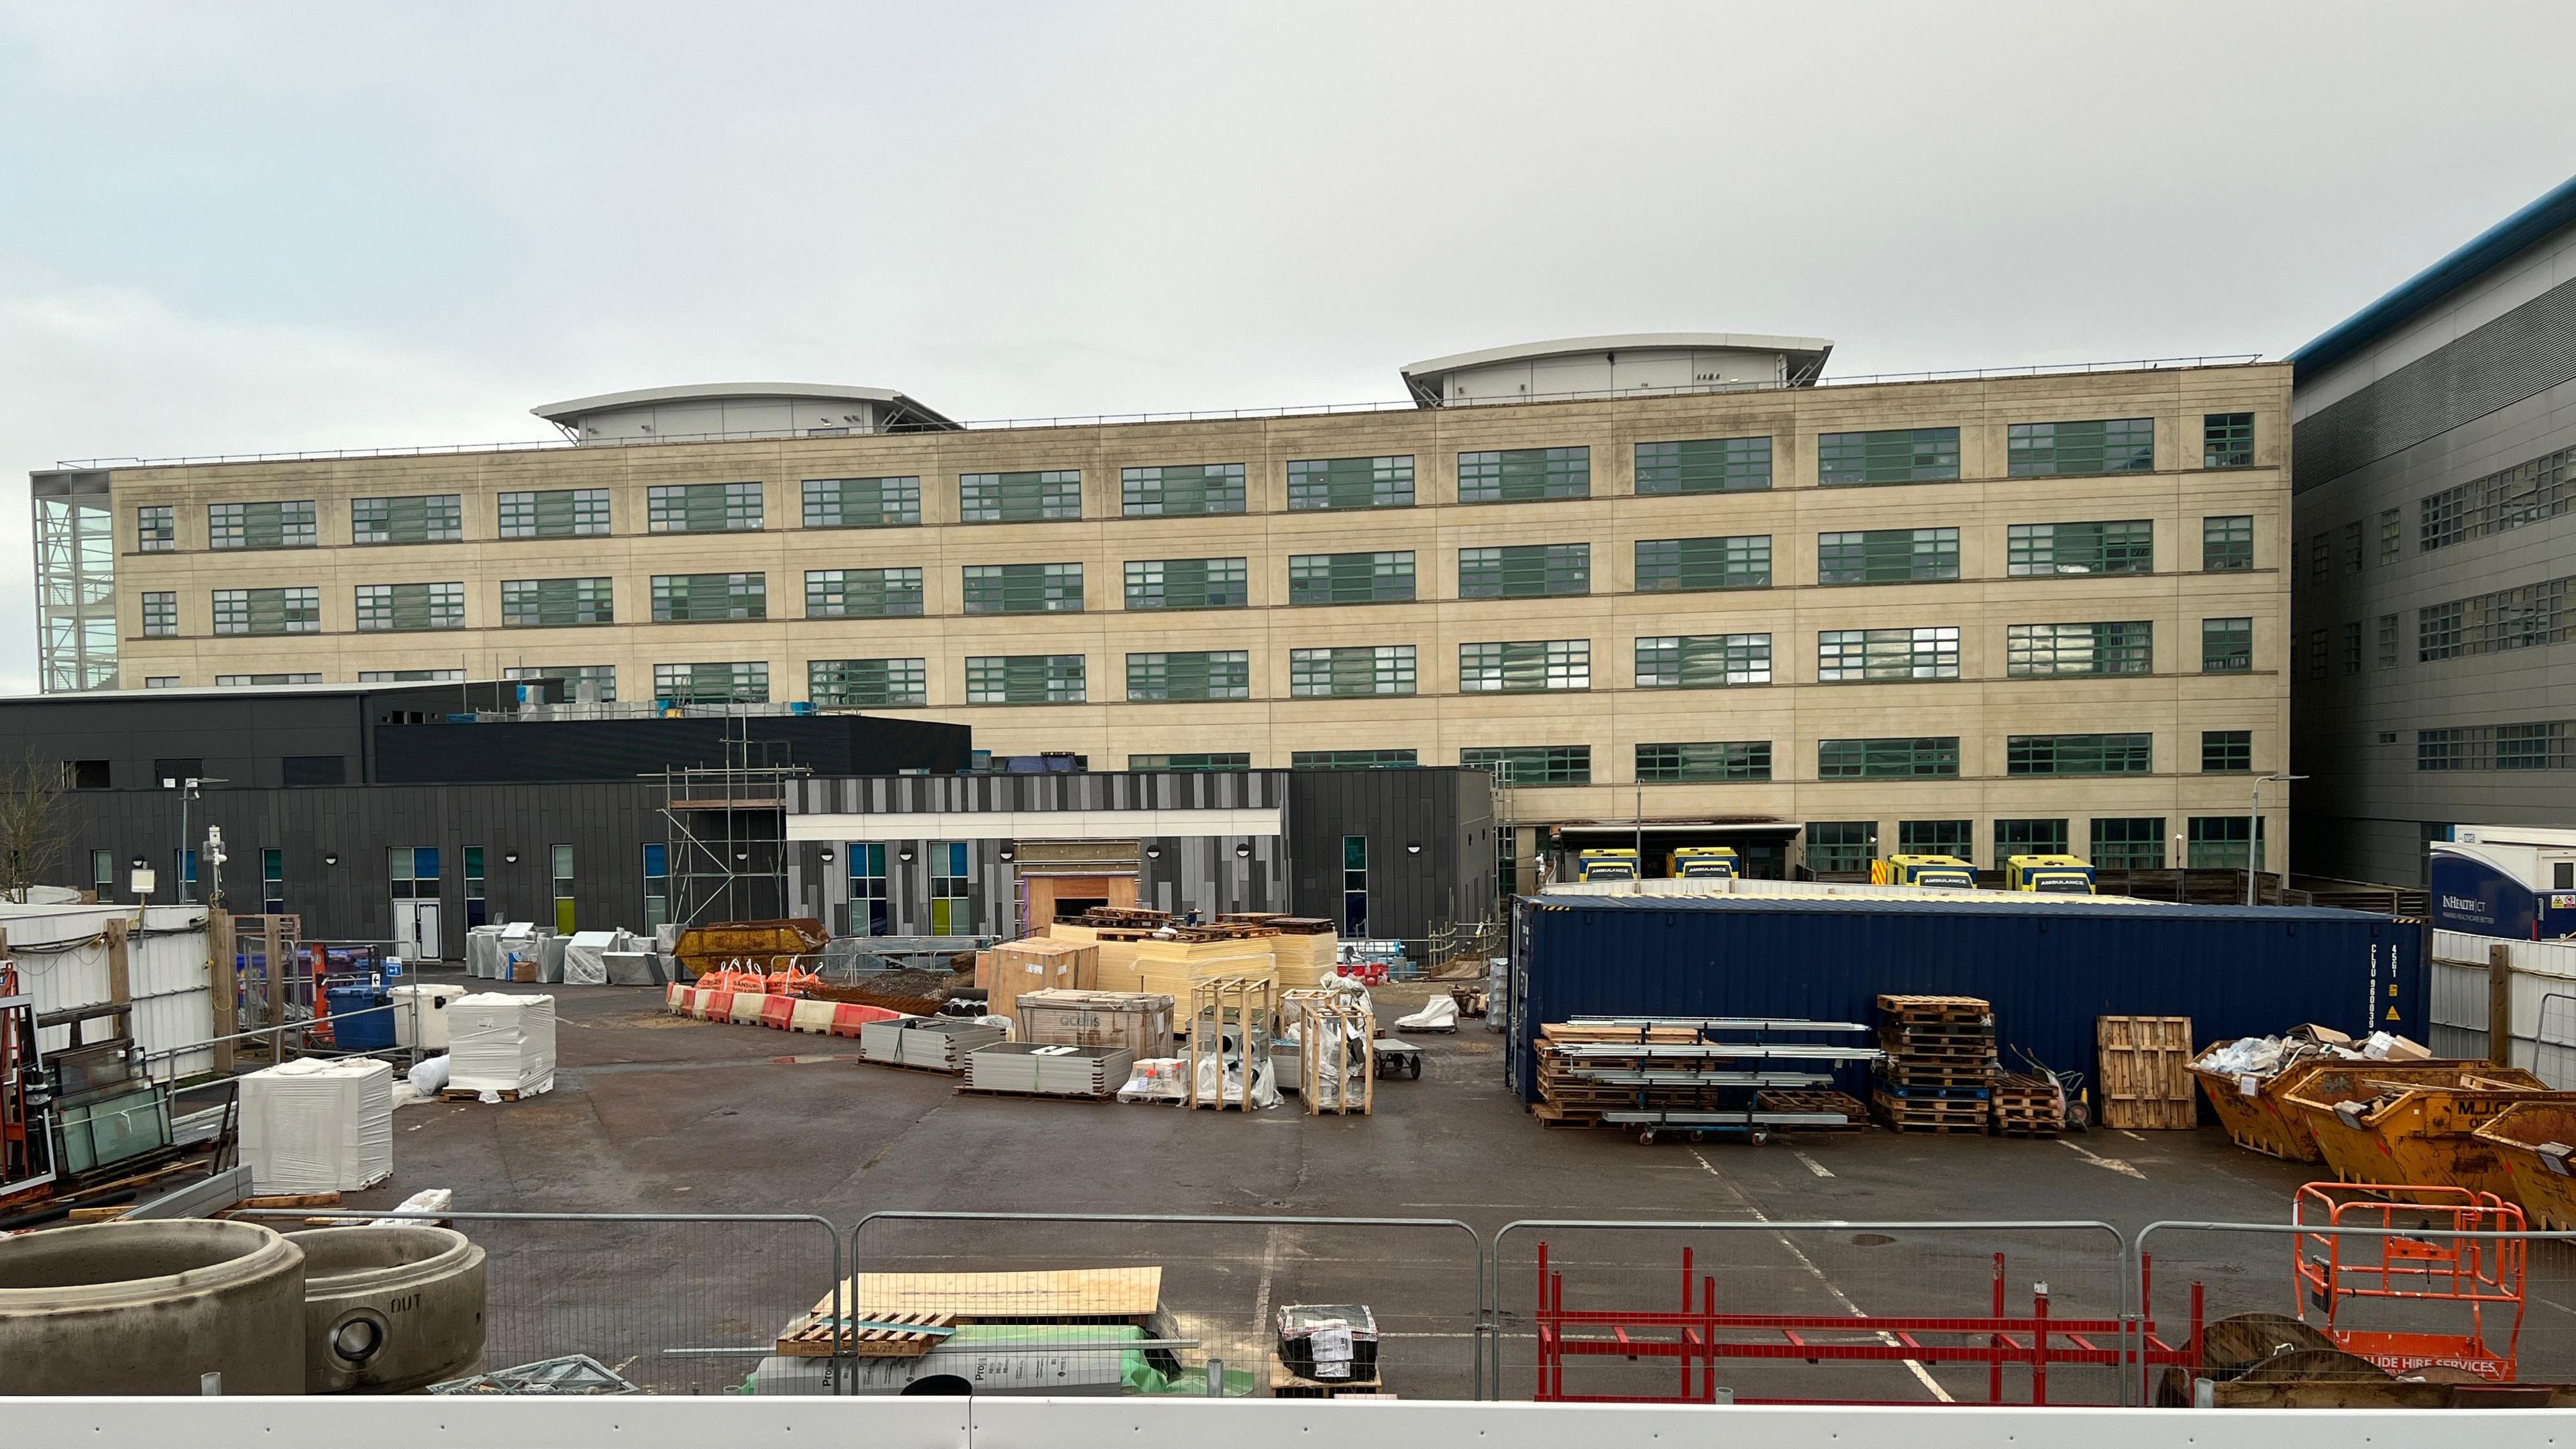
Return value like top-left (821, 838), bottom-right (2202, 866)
top-left (32, 473), bottom-right (117, 692)
top-left (653, 716), bottom-right (810, 930)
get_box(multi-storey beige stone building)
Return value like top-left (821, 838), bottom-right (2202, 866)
top-left (32, 337), bottom-right (2293, 877)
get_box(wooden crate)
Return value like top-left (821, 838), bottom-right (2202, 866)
top-left (2098, 1015), bottom-right (2196, 1129)
top-left (987, 938), bottom-right (1099, 1022)
top-left (1989, 1072), bottom-right (2067, 1137)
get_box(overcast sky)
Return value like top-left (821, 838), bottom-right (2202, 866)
top-left (3, 2), bottom-right (2573, 692)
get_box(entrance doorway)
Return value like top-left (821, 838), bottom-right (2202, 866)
top-left (1021, 874), bottom-right (1138, 933)
top-left (394, 898), bottom-right (442, 962)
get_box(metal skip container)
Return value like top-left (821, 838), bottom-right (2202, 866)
top-left (1510, 894), bottom-right (2427, 1105)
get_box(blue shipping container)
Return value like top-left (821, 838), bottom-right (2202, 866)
top-left (1511, 895), bottom-right (2425, 1104)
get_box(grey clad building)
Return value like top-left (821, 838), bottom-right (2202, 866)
top-left (0, 681), bottom-right (1493, 958)
top-left (2292, 172), bottom-right (2576, 882)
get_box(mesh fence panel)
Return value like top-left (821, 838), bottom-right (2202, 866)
top-left (1492, 1221), bottom-right (2130, 1405)
top-left (848, 1212), bottom-right (1483, 1400)
top-left (240, 1211), bottom-right (842, 1395)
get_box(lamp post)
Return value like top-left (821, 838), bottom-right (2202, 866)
top-left (2247, 773), bottom-right (2308, 906)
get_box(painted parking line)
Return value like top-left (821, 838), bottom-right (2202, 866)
top-left (2058, 1138), bottom-right (2145, 1179)
top-left (1690, 1148), bottom-right (1953, 1403)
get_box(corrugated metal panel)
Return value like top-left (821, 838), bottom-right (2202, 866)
top-left (1515, 895), bottom-right (2425, 1103)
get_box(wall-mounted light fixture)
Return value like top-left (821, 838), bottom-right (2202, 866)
top-left (1233, 843), bottom-right (1252, 859)
top-left (998, 842), bottom-right (1016, 863)
top-left (504, 851), bottom-right (519, 865)
top-left (1405, 841), bottom-right (1423, 855)
top-left (898, 847), bottom-right (916, 863)
top-left (735, 849), bottom-right (750, 861)
top-left (1144, 844), bottom-right (1162, 861)
top-left (818, 847), bottom-right (836, 864)
top-left (323, 852), bottom-right (339, 867)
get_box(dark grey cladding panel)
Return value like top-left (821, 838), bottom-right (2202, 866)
top-left (2298, 272), bottom-right (2576, 494)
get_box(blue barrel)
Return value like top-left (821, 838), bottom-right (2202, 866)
top-left (327, 985), bottom-right (396, 1052)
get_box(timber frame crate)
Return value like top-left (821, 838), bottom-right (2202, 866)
top-left (1187, 975), bottom-right (1274, 1111)
top-left (2098, 1015), bottom-right (2197, 1129)
top-left (1285, 988), bottom-right (1373, 1116)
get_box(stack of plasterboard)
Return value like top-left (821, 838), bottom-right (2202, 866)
top-left (860, 1017), bottom-right (1006, 1073)
top-left (1267, 926), bottom-right (1339, 990)
top-left (239, 1057), bottom-right (395, 1193)
top-left (447, 993), bottom-right (558, 1095)
top-left (1130, 936), bottom-right (1275, 999)
top-left (963, 1042), bottom-right (1134, 1098)
top-left (1045, 922), bottom-right (1142, 989)
top-left (986, 938), bottom-right (1098, 1022)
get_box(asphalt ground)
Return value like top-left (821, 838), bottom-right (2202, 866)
top-left (337, 973), bottom-right (2576, 1401)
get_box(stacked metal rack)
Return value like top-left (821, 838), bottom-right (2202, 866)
top-left (1536, 1016), bottom-right (1881, 1144)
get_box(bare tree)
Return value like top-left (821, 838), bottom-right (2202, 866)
top-left (0, 751), bottom-right (69, 903)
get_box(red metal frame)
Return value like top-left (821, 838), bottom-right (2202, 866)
top-left (2293, 1181), bottom-right (2526, 1381)
top-left (1531, 1240), bottom-right (2200, 1405)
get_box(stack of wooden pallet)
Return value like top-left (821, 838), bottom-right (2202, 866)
top-left (1872, 994), bottom-right (1998, 1134)
top-left (1988, 1072), bottom-right (2067, 1136)
top-left (1531, 1022), bottom-right (1703, 1129)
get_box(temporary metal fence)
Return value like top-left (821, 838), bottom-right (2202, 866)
top-left (1489, 1219), bottom-right (2139, 1405)
top-left (847, 1211), bottom-right (1485, 1400)
top-left (166, 1207), bottom-right (2576, 1403)
top-left (238, 1210), bottom-right (844, 1395)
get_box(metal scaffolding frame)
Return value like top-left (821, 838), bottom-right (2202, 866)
top-left (653, 715), bottom-right (810, 930)
top-left (32, 474), bottom-right (117, 692)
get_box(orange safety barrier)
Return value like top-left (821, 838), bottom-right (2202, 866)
top-left (2294, 1181), bottom-right (2526, 1381)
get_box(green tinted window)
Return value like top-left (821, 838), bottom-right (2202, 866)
top-left (1635, 437), bottom-right (1770, 494)
top-left (2005, 733), bottom-right (2151, 775)
top-left (2007, 418), bottom-right (2155, 476)
top-left (2006, 521), bottom-right (2152, 576)
top-left (1456, 447), bottom-right (1589, 503)
top-left (808, 658), bottom-right (926, 707)
top-left (1636, 741), bottom-right (1770, 783)
top-left (2004, 621), bottom-right (2153, 677)
top-left (1458, 543), bottom-right (1588, 598)
top-left (805, 568), bottom-right (924, 618)
top-left (962, 563), bottom-right (1083, 614)
top-left (802, 476), bottom-right (920, 528)
top-left (1123, 557), bottom-right (1247, 610)
top-left (1817, 428), bottom-right (1959, 485)
top-left (960, 470), bottom-right (1081, 523)
top-left (1126, 651), bottom-right (1250, 702)
top-left (651, 572), bottom-right (766, 622)
top-left (1635, 535), bottom-right (1770, 592)
top-left (1287, 456), bottom-right (1413, 511)
top-left (1818, 528), bottom-right (1958, 584)
top-left (500, 577), bottom-right (613, 627)
top-left (1288, 551), bottom-right (1414, 605)
top-left (1818, 737), bottom-right (1959, 778)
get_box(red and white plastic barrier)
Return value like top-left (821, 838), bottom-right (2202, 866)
top-left (665, 981), bottom-right (908, 1038)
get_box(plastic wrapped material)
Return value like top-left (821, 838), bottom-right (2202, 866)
top-left (602, 951), bottom-right (659, 985)
top-left (561, 930), bottom-right (619, 987)
top-left (1396, 996), bottom-right (1458, 1031)
top-left (447, 994), bottom-right (557, 1095)
top-left (407, 1055), bottom-right (451, 1096)
top-left (1277, 1303), bottom-right (1378, 1382)
top-left (1118, 1057), bottom-right (1189, 1102)
top-left (240, 1057), bottom-right (395, 1193)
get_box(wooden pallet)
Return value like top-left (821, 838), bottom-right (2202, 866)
top-left (1450, 989), bottom-right (1489, 1018)
top-left (1885, 1057), bottom-right (1998, 1077)
top-left (1876, 994), bottom-right (1992, 1023)
top-left (2098, 1015), bottom-right (2196, 1129)
top-left (775, 1309), bottom-right (957, 1359)
top-left (441, 1086), bottom-right (538, 1102)
top-left (1989, 1072), bottom-right (2067, 1137)
top-left (1540, 1024), bottom-right (1703, 1046)
top-left (1872, 1079), bottom-right (1991, 1100)
top-left (954, 1084), bottom-right (1116, 1102)
top-left (1873, 1091), bottom-right (1991, 1134)
top-left (1752, 1089), bottom-right (1868, 1129)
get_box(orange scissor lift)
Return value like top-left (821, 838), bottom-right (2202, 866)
top-left (2294, 1183), bottom-right (2526, 1381)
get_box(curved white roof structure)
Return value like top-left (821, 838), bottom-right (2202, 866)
top-left (532, 382), bottom-right (957, 443)
top-left (1399, 332), bottom-right (1833, 407)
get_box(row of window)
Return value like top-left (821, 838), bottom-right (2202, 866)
top-left (1118, 733), bottom-right (2253, 783)
top-left (2308, 569), bottom-right (2576, 682)
top-left (1801, 816), bottom-right (2265, 873)
top-left (131, 414), bottom-right (2263, 551)
top-left (2416, 722), bottom-right (2576, 772)
top-left (138, 521), bottom-right (2267, 636)
top-left (2303, 441), bottom-right (2576, 585)
top-left (142, 618), bottom-right (2262, 703)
